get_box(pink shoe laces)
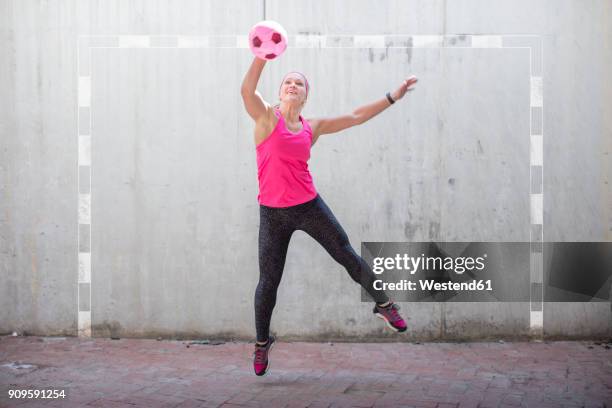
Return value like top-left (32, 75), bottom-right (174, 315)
top-left (254, 344), bottom-right (267, 364)
top-left (382, 303), bottom-right (403, 323)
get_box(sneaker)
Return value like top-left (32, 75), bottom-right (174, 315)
top-left (373, 302), bottom-right (407, 332)
top-left (253, 335), bottom-right (275, 376)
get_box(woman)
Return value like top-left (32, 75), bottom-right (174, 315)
top-left (241, 57), bottom-right (418, 376)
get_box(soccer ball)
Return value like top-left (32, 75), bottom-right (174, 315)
top-left (248, 20), bottom-right (288, 61)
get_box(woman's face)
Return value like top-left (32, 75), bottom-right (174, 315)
top-left (279, 73), bottom-right (308, 107)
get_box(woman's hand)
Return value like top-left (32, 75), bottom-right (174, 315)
top-left (391, 76), bottom-right (418, 102)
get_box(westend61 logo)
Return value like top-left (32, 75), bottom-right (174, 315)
top-left (361, 242), bottom-right (612, 302)
top-left (372, 253), bottom-right (487, 275)
top-left (370, 252), bottom-right (492, 293)
top-left (360, 242), bottom-right (532, 302)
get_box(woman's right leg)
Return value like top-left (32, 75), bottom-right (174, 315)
top-left (296, 195), bottom-right (390, 304)
top-left (254, 206), bottom-right (294, 343)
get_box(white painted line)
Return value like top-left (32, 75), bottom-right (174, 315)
top-left (471, 35), bottom-right (502, 48)
top-left (78, 76), bottom-right (91, 107)
top-left (119, 35), bottom-right (150, 48)
top-left (530, 310), bottom-right (543, 328)
top-left (530, 134), bottom-right (543, 166)
top-left (530, 193), bottom-right (543, 225)
top-left (79, 194), bottom-right (91, 224)
top-left (412, 35), bottom-right (443, 47)
top-left (294, 35), bottom-right (326, 48)
top-left (78, 252), bottom-right (91, 283)
top-left (530, 76), bottom-right (543, 107)
top-left (78, 311), bottom-right (91, 336)
top-left (78, 135), bottom-right (91, 166)
top-left (530, 253), bottom-right (543, 283)
top-left (178, 36), bottom-right (209, 48)
top-left (354, 35), bottom-right (386, 48)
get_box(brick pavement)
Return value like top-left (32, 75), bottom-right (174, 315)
top-left (0, 335), bottom-right (610, 407)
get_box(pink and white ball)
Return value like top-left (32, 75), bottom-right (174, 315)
top-left (248, 20), bottom-right (288, 60)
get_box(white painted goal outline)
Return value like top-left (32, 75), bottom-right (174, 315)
top-left (76, 34), bottom-right (544, 338)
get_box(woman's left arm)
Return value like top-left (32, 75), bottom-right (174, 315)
top-left (310, 76), bottom-right (418, 143)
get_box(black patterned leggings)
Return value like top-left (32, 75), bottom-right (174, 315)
top-left (255, 193), bottom-right (389, 342)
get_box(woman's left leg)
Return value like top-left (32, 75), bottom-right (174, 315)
top-left (296, 195), bottom-right (390, 304)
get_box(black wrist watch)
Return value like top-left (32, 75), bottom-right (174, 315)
top-left (386, 92), bottom-right (395, 105)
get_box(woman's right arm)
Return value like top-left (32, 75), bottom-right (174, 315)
top-left (240, 57), bottom-right (272, 122)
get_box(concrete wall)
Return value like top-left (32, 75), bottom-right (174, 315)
top-left (0, 0), bottom-right (610, 341)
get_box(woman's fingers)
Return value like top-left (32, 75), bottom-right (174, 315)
top-left (401, 78), bottom-right (417, 90)
top-left (394, 76), bottom-right (418, 100)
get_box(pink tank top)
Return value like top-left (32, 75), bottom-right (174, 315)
top-left (256, 108), bottom-right (318, 207)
